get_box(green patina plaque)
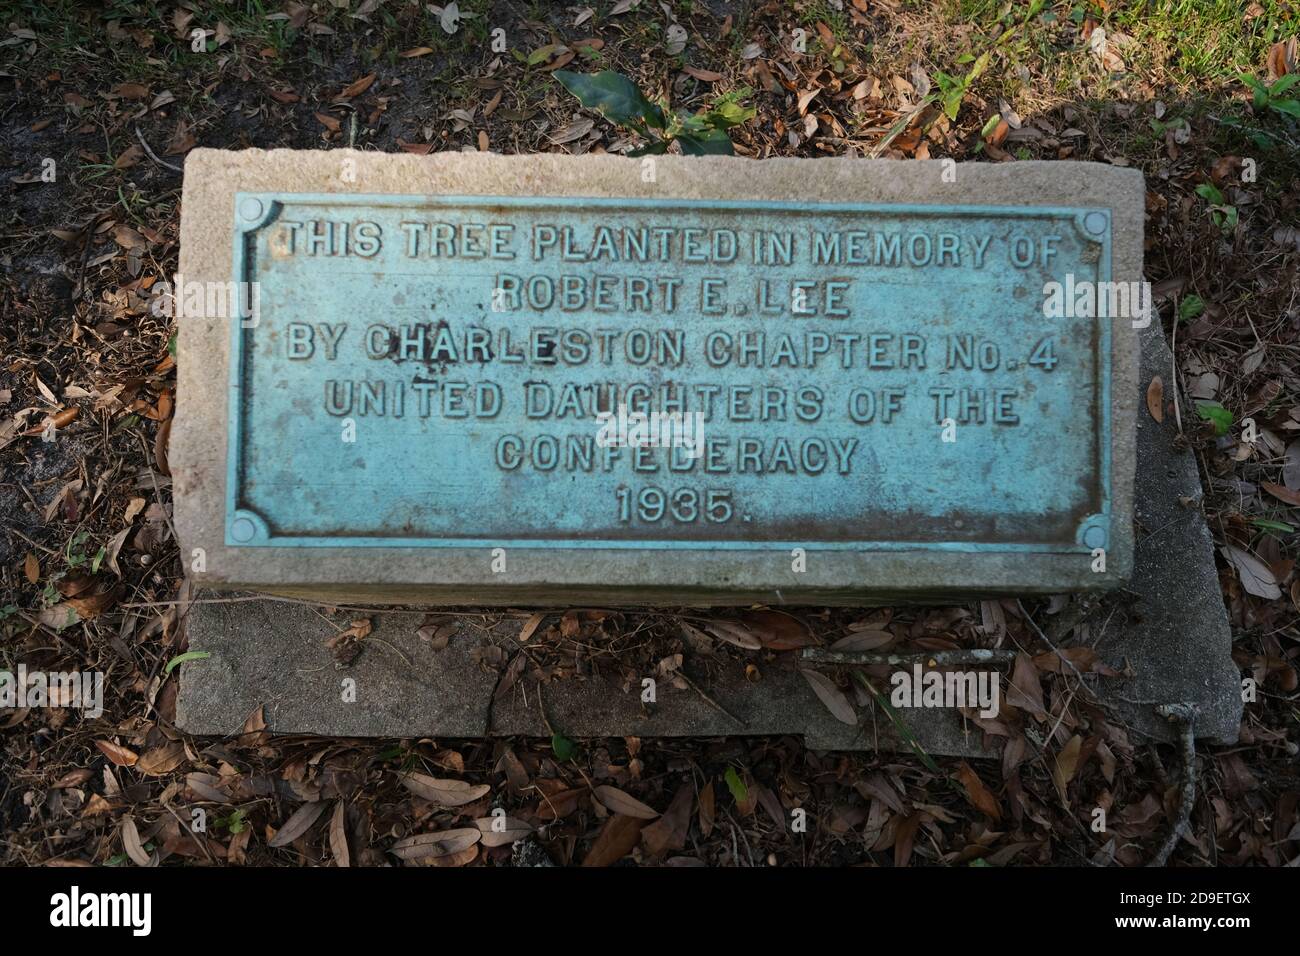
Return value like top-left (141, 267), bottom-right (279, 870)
top-left (223, 193), bottom-right (1113, 553)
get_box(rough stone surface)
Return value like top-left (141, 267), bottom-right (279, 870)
top-left (1089, 321), bottom-right (1241, 744)
top-left (175, 597), bottom-right (996, 755)
top-left (174, 150), bottom-right (1142, 606)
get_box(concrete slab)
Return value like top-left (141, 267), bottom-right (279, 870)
top-left (175, 316), bottom-right (1240, 750)
top-left (1087, 320), bottom-right (1241, 744)
top-left (175, 598), bottom-right (993, 754)
top-left (173, 150), bottom-right (1142, 605)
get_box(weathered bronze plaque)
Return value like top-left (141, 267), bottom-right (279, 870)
top-left (174, 152), bottom-right (1139, 603)
top-left (229, 194), bottom-right (1111, 550)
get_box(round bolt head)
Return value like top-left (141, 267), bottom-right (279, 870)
top-left (230, 516), bottom-right (257, 543)
top-left (1084, 211), bottom-right (1108, 236)
top-left (1083, 525), bottom-right (1107, 549)
top-left (238, 197), bottom-right (265, 222)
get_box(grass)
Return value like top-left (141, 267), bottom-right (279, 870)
top-left (945, 0), bottom-right (1293, 87)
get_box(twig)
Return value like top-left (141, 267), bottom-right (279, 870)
top-left (135, 126), bottom-right (182, 173)
top-left (801, 647), bottom-right (1016, 667)
top-left (1016, 599), bottom-right (1088, 685)
top-left (366, 636), bottom-right (411, 668)
top-left (677, 670), bottom-right (746, 728)
top-left (1146, 703), bottom-right (1197, 867)
top-left (1170, 309), bottom-right (1184, 437)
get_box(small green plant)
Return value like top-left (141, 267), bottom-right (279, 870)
top-left (554, 70), bottom-right (754, 156)
top-left (1195, 400), bottom-right (1233, 436)
top-left (1194, 182), bottom-right (1238, 233)
top-left (723, 765), bottom-right (748, 804)
top-left (934, 50), bottom-right (990, 121)
top-left (65, 529), bottom-right (91, 569)
top-left (1177, 294), bottom-right (1206, 323)
top-left (215, 808), bottom-right (249, 834)
top-left (551, 732), bottom-right (577, 761)
top-left (1239, 72), bottom-right (1300, 119)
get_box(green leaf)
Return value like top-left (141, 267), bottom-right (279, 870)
top-left (164, 650), bottom-right (211, 676)
top-left (851, 671), bottom-right (942, 774)
top-left (1237, 72), bottom-right (1267, 93)
top-left (167, 332), bottom-right (177, 357)
top-left (1177, 294), bottom-right (1205, 323)
top-left (1252, 518), bottom-right (1296, 533)
top-left (554, 70), bottom-right (665, 129)
top-left (1195, 182), bottom-right (1224, 204)
top-left (676, 128), bottom-right (734, 155)
top-left (1269, 98), bottom-right (1300, 118)
top-left (526, 43), bottom-right (560, 66)
top-left (551, 733), bottom-right (577, 761)
top-left (703, 99), bottom-right (754, 130)
top-left (1194, 400), bottom-right (1233, 436)
top-left (1269, 74), bottom-right (1300, 95)
top-left (723, 766), bottom-right (748, 804)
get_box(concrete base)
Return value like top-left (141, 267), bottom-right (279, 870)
top-left (176, 320), bottom-right (1241, 751)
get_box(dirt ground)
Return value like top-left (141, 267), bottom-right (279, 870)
top-left (1, 0), bottom-right (1298, 867)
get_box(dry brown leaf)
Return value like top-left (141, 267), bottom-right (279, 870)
top-left (412, 844), bottom-right (478, 867)
top-left (894, 813), bottom-right (922, 867)
top-left (474, 814), bottom-right (533, 847)
top-left (954, 761), bottom-right (1001, 820)
top-left (23, 552), bottom-right (38, 583)
top-left (1005, 652), bottom-right (1046, 718)
top-left (698, 780), bottom-right (715, 837)
top-left (641, 784), bottom-right (693, 857)
top-left (329, 800), bottom-right (350, 867)
top-left (238, 705), bottom-right (268, 747)
top-left (1261, 482), bottom-right (1300, 507)
top-left (398, 772), bottom-right (490, 807)
top-left (113, 145), bottom-right (144, 169)
top-left (52, 768), bottom-right (94, 789)
top-left (122, 815), bottom-right (154, 866)
top-left (391, 828), bottom-right (481, 861)
top-left (683, 65), bottom-right (723, 82)
top-left (800, 667), bottom-right (857, 725)
top-left (518, 612), bottom-right (545, 642)
top-left (94, 739), bottom-right (138, 767)
top-left (268, 801), bottom-right (327, 848)
top-left (1146, 375), bottom-right (1164, 423)
top-left (136, 742), bottom-right (185, 776)
top-left (738, 609), bottom-right (818, 650)
top-left (582, 814), bottom-right (644, 866)
top-left (67, 585), bottom-right (120, 621)
top-left (339, 73), bottom-right (376, 99)
top-left (1222, 544), bottom-right (1282, 599)
top-left (1052, 735), bottom-right (1083, 803)
top-left (115, 82), bottom-right (150, 100)
top-left (703, 619), bottom-right (761, 650)
top-left (594, 785), bottom-right (659, 819)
